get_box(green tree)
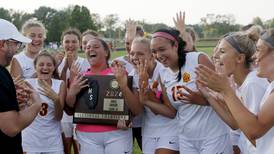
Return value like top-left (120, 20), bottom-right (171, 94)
top-left (91, 13), bottom-right (103, 31)
top-left (252, 17), bottom-right (264, 27)
top-left (265, 18), bottom-right (274, 28)
top-left (33, 6), bottom-right (57, 25)
top-left (11, 11), bottom-right (33, 29)
top-left (0, 7), bottom-right (12, 21)
top-left (70, 5), bottom-right (97, 32)
top-left (103, 14), bottom-right (119, 38)
top-left (46, 10), bottom-right (70, 43)
top-left (142, 22), bottom-right (168, 33)
top-left (200, 14), bottom-right (240, 38)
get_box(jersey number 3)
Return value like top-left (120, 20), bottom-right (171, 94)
top-left (39, 103), bottom-right (48, 116)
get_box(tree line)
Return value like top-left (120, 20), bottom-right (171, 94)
top-left (1, 5), bottom-right (273, 44)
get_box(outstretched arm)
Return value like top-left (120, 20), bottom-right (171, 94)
top-left (0, 84), bottom-right (42, 137)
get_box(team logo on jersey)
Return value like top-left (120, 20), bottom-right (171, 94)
top-left (182, 72), bottom-right (190, 83)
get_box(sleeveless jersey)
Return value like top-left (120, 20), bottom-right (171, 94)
top-left (13, 51), bottom-right (35, 79)
top-left (22, 78), bottom-right (63, 152)
top-left (161, 52), bottom-right (229, 140)
top-left (236, 71), bottom-right (268, 154)
top-left (131, 61), bottom-right (178, 137)
top-left (256, 81), bottom-right (274, 154)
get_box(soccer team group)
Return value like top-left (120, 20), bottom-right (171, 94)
top-left (0, 11), bottom-right (274, 154)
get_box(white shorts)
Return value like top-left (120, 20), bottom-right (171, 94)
top-left (77, 129), bottom-right (133, 154)
top-left (25, 151), bottom-right (63, 154)
top-left (142, 136), bottom-right (179, 154)
top-left (179, 134), bottom-right (232, 154)
top-left (61, 122), bottom-right (73, 138)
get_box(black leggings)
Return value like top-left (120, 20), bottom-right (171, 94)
top-left (132, 127), bottom-right (142, 150)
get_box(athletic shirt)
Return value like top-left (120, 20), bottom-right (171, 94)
top-left (13, 50), bottom-right (35, 79)
top-left (115, 55), bottom-right (142, 128)
top-left (236, 71), bottom-right (269, 154)
top-left (256, 80), bottom-right (274, 154)
top-left (76, 68), bottom-right (119, 132)
top-left (161, 52), bottom-right (229, 140)
top-left (114, 55), bottom-right (134, 73)
top-left (131, 61), bottom-right (178, 137)
top-left (58, 56), bottom-right (90, 123)
top-left (22, 78), bottom-right (63, 152)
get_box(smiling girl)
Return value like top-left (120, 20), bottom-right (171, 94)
top-left (66, 38), bottom-right (133, 154)
top-left (196, 29), bottom-right (274, 154)
top-left (22, 52), bottom-right (65, 153)
top-left (10, 19), bottom-right (46, 79)
top-left (57, 28), bottom-right (90, 154)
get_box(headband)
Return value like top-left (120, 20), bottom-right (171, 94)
top-left (224, 35), bottom-right (244, 53)
top-left (261, 32), bottom-right (274, 48)
top-left (152, 32), bottom-right (178, 44)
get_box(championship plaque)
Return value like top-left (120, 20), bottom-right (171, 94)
top-left (73, 75), bottom-right (132, 125)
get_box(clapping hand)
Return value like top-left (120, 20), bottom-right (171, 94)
top-left (38, 79), bottom-right (59, 103)
top-left (70, 61), bottom-right (81, 81)
top-left (175, 85), bottom-right (208, 105)
top-left (54, 51), bottom-right (65, 67)
top-left (112, 60), bottom-right (128, 89)
top-left (69, 74), bottom-right (89, 95)
top-left (13, 77), bottom-right (31, 109)
top-left (195, 64), bottom-right (231, 93)
top-left (65, 51), bottom-right (75, 69)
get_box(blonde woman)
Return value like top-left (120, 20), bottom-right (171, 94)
top-left (10, 19), bottom-right (46, 79)
top-left (196, 29), bottom-right (274, 154)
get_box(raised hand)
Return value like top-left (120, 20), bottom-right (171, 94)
top-left (136, 59), bottom-right (149, 89)
top-left (13, 76), bottom-right (25, 86)
top-left (112, 60), bottom-right (128, 89)
top-left (139, 81), bottom-right (149, 105)
top-left (13, 77), bottom-right (30, 109)
top-left (69, 74), bottom-right (89, 95)
top-left (38, 79), bottom-right (59, 103)
top-left (54, 51), bottom-right (65, 67)
top-left (65, 51), bottom-right (75, 69)
top-left (173, 11), bottom-right (186, 37)
top-left (24, 81), bottom-right (42, 106)
top-left (70, 61), bottom-right (81, 81)
top-left (125, 19), bottom-right (137, 40)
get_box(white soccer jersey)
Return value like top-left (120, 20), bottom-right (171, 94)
top-left (22, 78), bottom-right (63, 152)
top-left (58, 56), bottom-right (90, 123)
top-left (131, 61), bottom-right (178, 137)
top-left (113, 56), bottom-right (134, 73)
top-left (161, 52), bottom-right (229, 140)
top-left (236, 71), bottom-right (269, 154)
top-left (58, 56), bottom-right (90, 79)
top-left (13, 51), bottom-right (36, 79)
top-left (256, 81), bottom-right (274, 154)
